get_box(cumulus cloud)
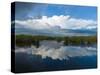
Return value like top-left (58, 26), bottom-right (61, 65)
top-left (14, 15), bottom-right (97, 30)
top-left (15, 45), bottom-right (97, 60)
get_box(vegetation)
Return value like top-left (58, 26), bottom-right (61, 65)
top-left (15, 34), bottom-right (97, 47)
top-left (63, 36), bottom-right (97, 46)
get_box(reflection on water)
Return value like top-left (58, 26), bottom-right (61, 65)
top-left (15, 40), bottom-right (97, 73)
top-left (15, 45), bottom-right (97, 60)
top-left (15, 40), bottom-right (97, 60)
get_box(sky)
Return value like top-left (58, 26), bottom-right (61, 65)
top-left (13, 2), bottom-right (97, 36)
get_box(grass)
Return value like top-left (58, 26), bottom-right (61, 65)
top-left (15, 34), bottom-right (97, 47)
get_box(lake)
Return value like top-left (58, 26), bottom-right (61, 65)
top-left (15, 40), bottom-right (97, 73)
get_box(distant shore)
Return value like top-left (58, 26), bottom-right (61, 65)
top-left (15, 34), bottom-right (97, 47)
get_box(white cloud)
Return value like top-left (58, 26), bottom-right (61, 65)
top-left (14, 15), bottom-right (97, 30)
top-left (15, 45), bottom-right (97, 60)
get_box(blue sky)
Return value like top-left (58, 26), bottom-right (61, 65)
top-left (15, 2), bottom-right (97, 20)
top-left (14, 2), bottom-right (97, 36)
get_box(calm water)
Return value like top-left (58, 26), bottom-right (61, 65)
top-left (15, 40), bottom-right (97, 73)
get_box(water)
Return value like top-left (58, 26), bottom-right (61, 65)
top-left (15, 40), bottom-right (97, 73)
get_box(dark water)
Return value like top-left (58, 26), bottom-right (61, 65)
top-left (15, 41), bottom-right (97, 73)
top-left (15, 52), bottom-right (97, 73)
